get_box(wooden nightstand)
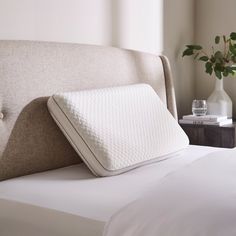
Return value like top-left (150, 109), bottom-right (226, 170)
top-left (180, 123), bottom-right (236, 148)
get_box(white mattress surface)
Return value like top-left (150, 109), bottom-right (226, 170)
top-left (0, 145), bottom-right (226, 236)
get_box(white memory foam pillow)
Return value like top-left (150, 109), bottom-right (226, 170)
top-left (47, 84), bottom-right (189, 176)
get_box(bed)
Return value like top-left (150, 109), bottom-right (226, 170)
top-left (0, 41), bottom-right (236, 236)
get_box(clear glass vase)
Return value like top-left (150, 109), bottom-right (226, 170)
top-left (207, 78), bottom-right (232, 118)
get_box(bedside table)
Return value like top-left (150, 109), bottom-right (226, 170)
top-left (180, 123), bottom-right (236, 148)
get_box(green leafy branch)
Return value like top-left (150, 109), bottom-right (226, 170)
top-left (182, 32), bottom-right (236, 79)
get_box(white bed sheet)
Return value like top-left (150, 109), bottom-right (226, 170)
top-left (104, 148), bottom-right (236, 236)
top-left (0, 145), bottom-right (226, 236)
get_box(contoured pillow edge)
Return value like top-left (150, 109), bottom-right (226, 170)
top-left (47, 84), bottom-right (189, 176)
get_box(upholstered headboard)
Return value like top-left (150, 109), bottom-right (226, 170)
top-left (0, 40), bottom-right (177, 181)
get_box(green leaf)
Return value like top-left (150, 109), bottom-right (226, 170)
top-left (205, 62), bottom-right (212, 69)
top-left (214, 51), bottom-right (224, 63)
top-left (206, 68), bottom-right (213, 75)
top-left (229, 41), bottom-right (236, 56)
top-left (193, 45), bottom-right (202, 50)
top-left (232, 70), bottom-right (236, 77)
top-left (225, 66), bottom-right (236, 76)
top-left (231, 66), bottom-right (236, 71)
top-left (214, 51), bottom-right (224, 59)
top-left (223, 70), bottom-right (229, 77)
top-left (206, 67), bottom-right (213, 75)
top-left (186, 45), bottom-right (194, 49)
top-left (225, 66), bottom-right (232, 75)
top-left (215, 63), bottom-right (224, 72)
top-left (215, 36), bottom-right (220, 44)
top-left (210, 56), bottom-right (216, 63)
top-left (215, 70), bottom-right (222, 79)
top-left (186, 45), bottom-right (202, 50)
top-left (230, 32), bottom-right (236, 40)
top-left (229, 42), bottom-right (236, 54)
top-left (199, 56), bottom-right (209, 61)
top-left (205, 62), bottom-right (213, 75)
top-left (229, 66), bottom-right (236, 76)
top-left (182, 48), bottom-right (194, 57)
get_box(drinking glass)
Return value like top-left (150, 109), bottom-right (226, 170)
top-left (192, 100), bottom-right (207, 116)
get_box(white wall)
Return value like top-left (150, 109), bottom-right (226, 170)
top-left (0, 0), bottom-right (195, 117)
top-left (0, 0), bottom-right (162, 54)
top-left (111, 0), bottom-right (163, 54)
top-left (0, 0), bottom-right (113, 45)
top-left (195, 0), bottom-right (236, 117)
top-left (163, 0), bottom-right (195, 117)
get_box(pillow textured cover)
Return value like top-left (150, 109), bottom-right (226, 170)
top-left (47, 84), bottom-right (189, 176)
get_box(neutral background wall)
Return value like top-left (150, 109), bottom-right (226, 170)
top-left (0, 0), bottom-right (162, 53)
top-left (0, 0), bottom-right (195, 117)
top-left (163, 0), bottom-right (195, 117)
top-left (195, 0), bottom-right (236, 117)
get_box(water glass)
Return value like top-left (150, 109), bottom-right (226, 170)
top-left (192, 100), bottom-right (207, 116)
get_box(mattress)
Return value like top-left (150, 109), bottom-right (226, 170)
top-left (0, 145), bottom-right (227, 236)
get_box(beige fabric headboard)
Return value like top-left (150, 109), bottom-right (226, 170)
top-left (0, 40), bottom-right (177, 181)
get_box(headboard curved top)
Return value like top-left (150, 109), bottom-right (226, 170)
top-left (0, 40), bottom-right (176, 181)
